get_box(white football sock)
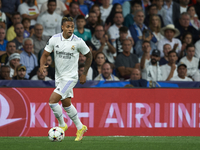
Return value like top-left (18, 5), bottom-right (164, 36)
top-left (64, 104), bottom-right (83, 130)
top-left (49, 103), bottom-right (65, 127)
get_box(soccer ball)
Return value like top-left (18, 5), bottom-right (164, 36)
top-left (48, 127), bottom-right (65, 142)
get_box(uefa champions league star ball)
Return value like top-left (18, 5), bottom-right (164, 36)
top-left (48, 127), bottom-right (65, 142)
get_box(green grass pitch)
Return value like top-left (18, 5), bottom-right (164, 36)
top-left (0, 136), bottom-right (200, 150)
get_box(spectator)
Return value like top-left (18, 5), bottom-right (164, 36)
top-left (78, 0), bottom-right (89, 16)
top-left (0, 41), bottom-right (16, 65)
top-left (29, 55), bottom-right (55, 80)
top-left (74, 15), bottom-right (92, 41)
top-left (37, 0), bottom-right (62, 37)
top-left (90, 4), bottom-right (103, 25)
top-left (170, 63), bottom-right (193, 81)
top-left (180, 32), bottom-right (193, 58)
top-left (127, 68), bottom-right (148, 87)
top-left (65, 1), bottom-right (80, 29)
top-left (194, 0), bottom-right (200, 20)
top-left (0, 0), bottom-right (6, 29)
top-left (40, 0), bottom-right (68, 16)
top-left (85, 11), bottom-right (99, 35)
top-left (129, 10), bottom-right (157, 44)
top-left (134, 29), bottom-right (157, 58)
top-left (6, 12), bottom-right (21, 41)
top-left (156, 0), bottom-right (165, 18)
top-left (159, 43), bottom-right (172, 65)
top-left (158, 24), bottom-right (182, 57)
top-left (161, 51), bottom-right (178, 81)
top-left (31, 23), bottom-right (49, 59)
top-left (108, 12), bottom-right (132, 43)
top-left (8, 53), bottom-right (20, 77)
top-left (144, 4), bottom-right (164, 27)
top-left (179, 44), bottom-right (200, 81)
top-left (148, 14), bottom-right (164, 43)
top-left (0, 27), bottom-right (7, 55)
top-left (162, 0), bottom-right (180, 26)
top-left (115, 39), bottom-right (140, 80)
top-left (187, 6), bottom-right (200, 31)
top-left (100, 0), bottom-right (113, 24)
top-left (123, 0), bottom-right (143, 28)
top-left (78, 53), bottom-right (93, 80)
top-left (113, 26), bottom-right (134, 56)
top-left (175, 12), bottom-right (199, 43)
top-left (91, 24), bottom-right (116, 64)
top-left (105, 3), bottom-right (122, 26)
top-left (20, 38), bottom-right (38, 79)
top-left (31, 66), bottom-right (52, 81)
top-left (91, 52), bottom-right (106, 79)
top-left (22, 18), bottom-right (32, 38)
top-left (12, 64), bottom-right (27, 80)
top-left (141, 49), bottom-right (163, 81)
top-left (12, 23), bottom-right (24, 51)
top-left (78, 63), bottom-right (84, 79)
top-left (195, 38), bottom-right (200, 60)
top-left (0, 65), bottom-right (12, 80)
top-left (1, 0), bottom-right (20, 28)
top-left (17, 0), bottom-right (39, 27)
top-left (179, 0), bottom-right (189, 13)
top-left (94, 62), bottom-right (119, 81)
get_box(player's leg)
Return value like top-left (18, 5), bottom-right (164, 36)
top-left (49, 92), bottom-right (67, 131)
top-left (62, 97), bottom-right (87, 141)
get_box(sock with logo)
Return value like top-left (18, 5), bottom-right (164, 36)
top-left (63, 104), bottom-right (83, 130)
top-left (49, 103), bottom-right (65, 127)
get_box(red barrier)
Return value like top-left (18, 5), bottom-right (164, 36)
top-left (0, 88), bottom-right (200, 136)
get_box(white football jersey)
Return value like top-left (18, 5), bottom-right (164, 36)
top-left (44, 33), bottom-right (90, 81)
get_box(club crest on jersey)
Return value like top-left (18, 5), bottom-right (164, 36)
top-left (71, 45), bottom-right (75, 50)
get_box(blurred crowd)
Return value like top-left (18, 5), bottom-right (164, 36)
top-left (0, 0), bottom-right (200, 83)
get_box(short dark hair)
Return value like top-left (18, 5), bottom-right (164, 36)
top-left (12, 12), bottom-right (21, 18)
top-left (114, 12), bottom-right (123, 18)
top-left (94, 24), bottom-right (104, 30)
top-left (78, 63), bottom-right (85, 69)
top-left (148, 4), bottom-right (157, 12)
top-left (76, 15), bottom-right (85, 21)
top-left (22, 18), bottom-right (30, 24)
top-left (186, 44), bottom-right (195, 50)
top-left (95, 52), bottom-right (106, 60)
top-left (6, 41), bottom-right (15, 48)
top-left (69, 1), bottom-right (79, 8)
top-left (131, 0), bottom-right (142, 7)
top-left (119, 26), bottom-right (128, 33)
top-left (48, 0), bottom-right (56, 4)
top-left (142, 29), bottom-right (152, 35)
top-left (168, 50), bottom-right (178, 57)
top-left (142, 40), bottom-right (151, 45)
top-left (61, 17), bottom-right (74, 25)
top-left (0, 65), bottom-right (10, 72)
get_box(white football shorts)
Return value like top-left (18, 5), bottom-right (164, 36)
top-left (54, 79), bottom-right (78, 100)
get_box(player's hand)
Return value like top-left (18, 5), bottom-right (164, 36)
top-left (39, 65), bottom-right (48, 75)
top-left (79, 74), bottom-right (86, 84)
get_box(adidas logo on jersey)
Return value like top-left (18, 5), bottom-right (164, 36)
top-left (56, 45), bottom-right (59, 48)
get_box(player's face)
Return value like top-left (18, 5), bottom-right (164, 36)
top-left (17, 69), bottom-right (26, 79)
top-left (62, 21), bottom-right (74, 38)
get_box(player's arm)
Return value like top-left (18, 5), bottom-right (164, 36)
top-left (79, 51), bottom-right (92, 84)
top-left (40, 50), bottom-right (50, 74)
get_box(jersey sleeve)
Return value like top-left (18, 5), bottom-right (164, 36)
top-left (78, 39), bottom-right (90, 55)
top-left (44, 37), bottom-right (54, 53)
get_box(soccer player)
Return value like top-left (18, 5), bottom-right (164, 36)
top-left (39, 17), bottom-right (92, 141)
